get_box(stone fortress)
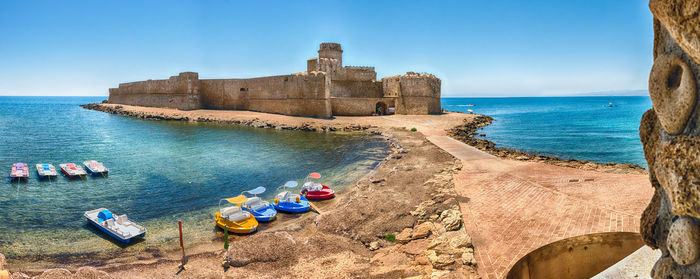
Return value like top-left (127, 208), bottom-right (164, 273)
top-left (107, 43), bottom-right (441, 118)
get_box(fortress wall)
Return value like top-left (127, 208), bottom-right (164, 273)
top-left (243, 73), bottom-right (332, 118)
top-left (333, 67), bottom-right (376, 81)
top-left (107, 72), bottom-right (201, 110)
top-left (199, 79), bottom-right (248, 110)
top-left (330, 97), bottom-right (396, 116)
top-left (330, 80), bottom-right (383, 98)
top-left (395, 74), bottom-right (442, 114)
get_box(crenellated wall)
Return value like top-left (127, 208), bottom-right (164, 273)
top-left (107, 43), bottom-right (441, 118)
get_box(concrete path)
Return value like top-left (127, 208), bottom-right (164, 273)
top-left (426, 136), bottom-right (654, 279)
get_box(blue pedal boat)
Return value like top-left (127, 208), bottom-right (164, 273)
top-left (226, 186), bottom-right (278, 222)
top-left (273, 181), bottom-right (310, 213)
top-left (84, 208), bottom-right (146, 244)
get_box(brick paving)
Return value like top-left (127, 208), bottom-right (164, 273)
top-left (427, 137), bottom-right (654, 279)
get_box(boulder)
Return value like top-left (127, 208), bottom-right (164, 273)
top-left (396, 228), bottom-right (413, 243)
top-left (412, 222), bottom-right (432, 239)
top-left (439, 209), bottom-right (463, 231)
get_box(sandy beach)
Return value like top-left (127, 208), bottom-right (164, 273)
top-left (4, 104), bottom-right (653, 278)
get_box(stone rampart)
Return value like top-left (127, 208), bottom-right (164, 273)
top-left (107, 43), bottom-right (440, 117)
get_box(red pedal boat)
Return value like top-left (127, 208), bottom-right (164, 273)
top-left (299, 172), bottom-right (334, 200)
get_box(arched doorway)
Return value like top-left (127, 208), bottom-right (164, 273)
top-left (375, 102), bottom-right (387, 115)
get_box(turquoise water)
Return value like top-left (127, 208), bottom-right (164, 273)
top-left (0, 97), bottom-right (388, 261)
top-left (442, 96), bottom-right (652, 168)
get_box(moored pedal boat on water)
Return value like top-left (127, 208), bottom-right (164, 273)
top-left (9, 163), bottom-right (29, 182)
top-left (60, 163), bottom-right (87, 179)
top-left (83, 160), bottom-right (108, 176)
top-left (84, 208), bottom-right (146, 244)
top-left (36, 164), bottom-right (57, 179)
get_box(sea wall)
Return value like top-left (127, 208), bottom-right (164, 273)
top-left (108, 72), bottom-right (201, 110)
top-left (640, 1), bottom-right (700, 278)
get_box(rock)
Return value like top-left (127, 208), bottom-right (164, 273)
top-left (36, 268), bottom-right (72, 279)
top-left (449, 231), bottom-right (473, 249)
top-left (429, 214), bottom-right (439, 221)
top-left (221, 250), bottom-right (231, 267)
top-left (0, 253), bottom-right (5, 270)
top-left (461, 248), bottom-right (476, 266)
top-left (439, 209), bottom-right (463, 231)
top-left (412, 222), bottom-right (432, 239)
top-left (415, 255), bottom-right (431, 265)
top-left (667, 216), bottom-right (700, 266)
top-left (75, 267), bottom-right (113, 279)
top-left (369, 241), bottom-right (381, 251)
top-left (396, 228), bottom-right (413, 243)
top-left (426, 250), bottom-right (455, 269)
top-left (648, 53), bottom-right (696, 135)
top-left (12, 272), bottom-right (30, 279)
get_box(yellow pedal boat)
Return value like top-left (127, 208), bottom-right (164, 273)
top-left (215, 197), bottom-right (259, 234)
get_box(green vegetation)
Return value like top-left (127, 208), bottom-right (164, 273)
top-left (410, 128), bottom-right (417, 132)
top-left (385, 233), bottom-right (396, 242)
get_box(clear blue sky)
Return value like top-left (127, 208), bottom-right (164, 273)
top-left (0, 0), bottom-right (653, 97)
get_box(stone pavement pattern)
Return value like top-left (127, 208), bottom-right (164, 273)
top-left (427, 136), bottom-right (654, 279)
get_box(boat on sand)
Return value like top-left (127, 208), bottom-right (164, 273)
top-left (300, 172), bottom-right (334, 200)
top-left (225, 186), bottom-right (277, 222)
top-left (215, 198), bottom-right (259, 234)
top-left (84, 208), bottom-right (146, 244)
top-left (273, 181), bottom-right (310, 213)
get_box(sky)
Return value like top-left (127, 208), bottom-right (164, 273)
top-left (0, 0), bottom-right (654, 97)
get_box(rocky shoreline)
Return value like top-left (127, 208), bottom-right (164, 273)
top-left (447, 115), bottom-right (648, 175)
top-left (80, 103), bottom-right (374, 133)
top-left (3, 103), bottom-right (480, 278)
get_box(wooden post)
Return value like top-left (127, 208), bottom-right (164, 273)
top-left (178, 220), bottom-right (186, 268)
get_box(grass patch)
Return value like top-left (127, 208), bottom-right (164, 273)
top-left (384, 233), bottom-right (396, 242)
top-left (410, 128), bottom-right (417, 132)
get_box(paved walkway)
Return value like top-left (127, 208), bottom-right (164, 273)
top-left (427, 136), bottom-right (654, 279)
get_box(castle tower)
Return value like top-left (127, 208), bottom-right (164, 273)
top-left (318, 43), bottom-right (343, 67)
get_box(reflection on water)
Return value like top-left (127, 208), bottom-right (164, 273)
top-left (0, 97), bottom-right (388, 265)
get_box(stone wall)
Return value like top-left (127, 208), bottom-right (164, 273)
top-left (640, 1), bottom-right (700, 278)
top-left (331, 97), bottom-right (396, 116)
top-left (108, 72), bottom-right (201, 110)
top-left (384, 73), bottom-right (442, 115)
top-left (200, 73), bottom-right (332, 118)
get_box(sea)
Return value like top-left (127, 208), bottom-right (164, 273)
top-left (0, 96), bottom-right (388, 264)
top-left (442, 96), bottom-right (653, 168)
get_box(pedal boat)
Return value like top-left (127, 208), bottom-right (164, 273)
top-left (299, 172), bottom-right (334, 200)
top-left (84, 208), bottom-right (146, 244)
top-left (273, 181), bottom-right (310, 213)
top-left (60, 163), bottom-right (87, 179)
top-left (226, 187), bottom-right (277, 222)
top-left (36, 164), bottom-right (58, 179)
top-left (215, 198), bottom-right (259, 234)
top-left (10, 163), bottom-right (29, 182)
top-left (83, 160), bottom-right (108, 176)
